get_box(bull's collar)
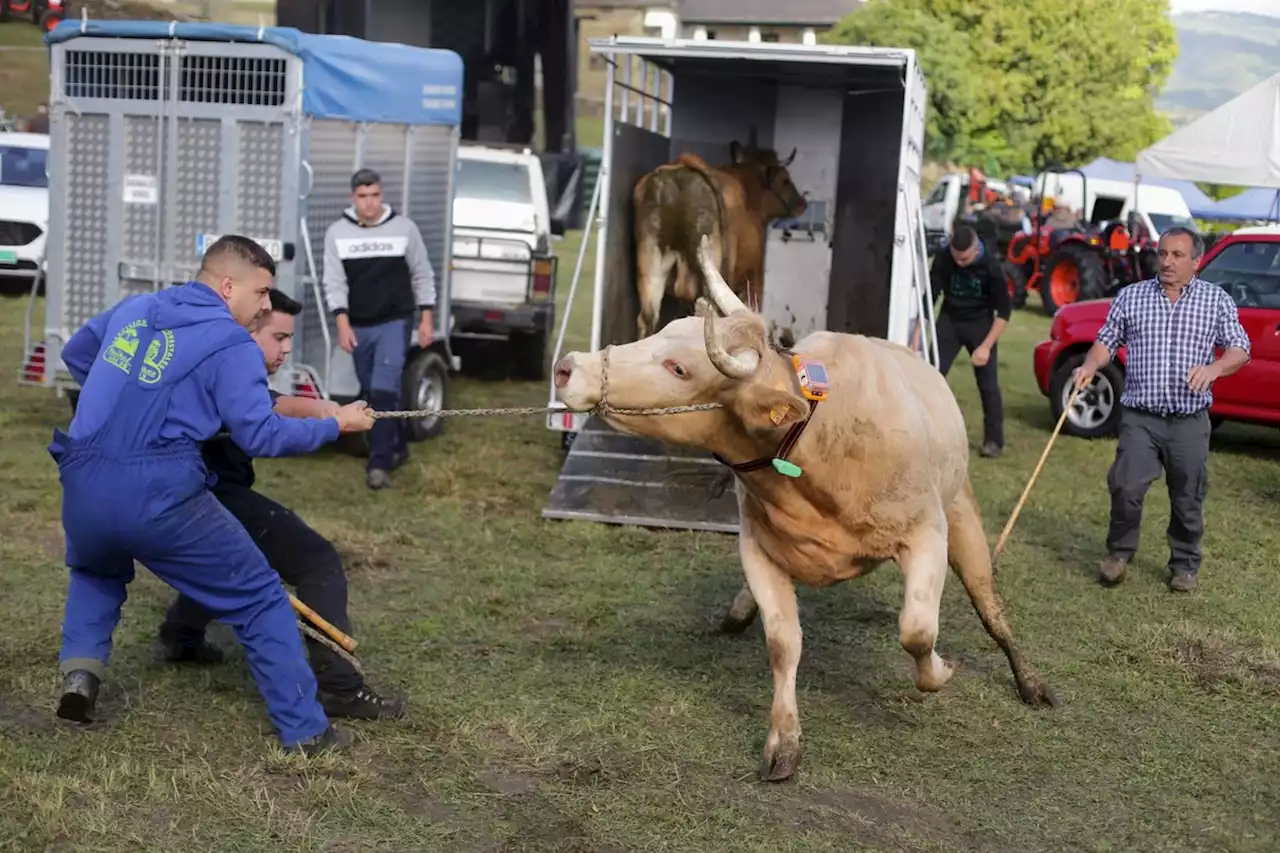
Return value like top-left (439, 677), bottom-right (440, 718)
top-left (712, 346), bottom-right (821, 479)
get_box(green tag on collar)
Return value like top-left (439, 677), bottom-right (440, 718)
top-left (771, 458), bottom-right (803, 478)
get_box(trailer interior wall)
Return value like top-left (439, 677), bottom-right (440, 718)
top-left (596, 53), bottom-right (907, 350)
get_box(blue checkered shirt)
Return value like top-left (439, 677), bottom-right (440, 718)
top-left (1095, 277), bottom-right (1251, 415)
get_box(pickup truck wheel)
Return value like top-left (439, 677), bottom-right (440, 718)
top-left (402, 349), bottom-right (449, 441)
top-left (1050, 352), bottom-right (1123, 439)
top-left (510, 329), bottom-right (549, 382)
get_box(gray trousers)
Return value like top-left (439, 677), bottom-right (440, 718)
top-left (1106, 407), bottom-right (1212, 573)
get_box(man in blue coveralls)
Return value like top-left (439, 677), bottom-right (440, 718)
top-left (51, 235), bottom-right (375, 755)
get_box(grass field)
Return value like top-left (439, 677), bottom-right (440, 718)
top-left (1, 229), bottom-right (1278, 852)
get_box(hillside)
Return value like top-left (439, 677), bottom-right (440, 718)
top-left (1160, 11), bottom-right (1280, 126)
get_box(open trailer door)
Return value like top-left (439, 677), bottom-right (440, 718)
top-left (543, 37), bottom-right (932, 534)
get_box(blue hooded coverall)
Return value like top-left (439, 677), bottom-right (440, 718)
top-left (52, 281), bottom-right (342, 748)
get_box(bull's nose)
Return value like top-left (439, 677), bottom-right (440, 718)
top-left (553, 356), bottom-right (573, 388)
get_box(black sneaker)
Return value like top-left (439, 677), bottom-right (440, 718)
top-left (285, 724), bottom-right (354, 757)
top-left (366, 469), bottom-right (392, 490)
top-left (158, 630), bottom-right (226, 665)
top-left (979, 442), bottom-right (1003, 459)
top-left (56, 669), bottom-right (100, 723)
top-left (319, 686), bottom-right (406, 721)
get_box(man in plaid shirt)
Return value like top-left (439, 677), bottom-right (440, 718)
top-left (1073, 227), bottom-right (1251, 592)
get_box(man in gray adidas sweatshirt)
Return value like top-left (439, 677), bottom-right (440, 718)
top-left (323, 168), bottom-right (436, 490)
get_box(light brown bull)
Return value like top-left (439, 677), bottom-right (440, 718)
top-left (552, 236), bottom-right (1059, 782)
top-left (632, 141), bottom-right (806, 340)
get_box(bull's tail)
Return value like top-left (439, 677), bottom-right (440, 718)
top-left (674, 154), bottom-right (731, 287)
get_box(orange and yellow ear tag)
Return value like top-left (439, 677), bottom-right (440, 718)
top-left (791, 355), bottom-right (830, 402)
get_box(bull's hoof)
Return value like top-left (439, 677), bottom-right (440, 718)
top-left (760, 735), bottom-right (802, 783)
top-left (913, 654), bottom-right (956, 693)
top-left (1016, 673), bottom-right (1061, 709)
top-left (760, 748), bottom-right (802, 783)
top-left (716, 612), bottom-right (757, 635)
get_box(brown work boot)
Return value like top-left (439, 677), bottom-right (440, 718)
top-left (1098, 555), bottom-right (1128, 586)
top-left (1168, 569), bottom-right (1198, 593)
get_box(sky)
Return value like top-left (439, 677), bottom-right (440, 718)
top-left (1169, 0), bottom-right (1280, 14)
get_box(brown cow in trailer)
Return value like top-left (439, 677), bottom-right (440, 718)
top-left (632, 138), bottom-right (807, 339)
top-left (552, 236), bottom-right (1059, 782)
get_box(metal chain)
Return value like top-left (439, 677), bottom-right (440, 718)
top-left (367, 345), bottom-right (724, 420)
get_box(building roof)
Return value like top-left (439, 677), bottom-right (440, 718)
top-left (678, 0), bottom-right (864, 26)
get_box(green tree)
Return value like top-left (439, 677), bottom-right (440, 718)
top-left (823, 0), bottom-right (1178, 175)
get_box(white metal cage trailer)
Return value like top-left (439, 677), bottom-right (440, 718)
top-left (23, 19), bottom-right (464, 441)
top-left (542, 36), bottom-right (936, 533)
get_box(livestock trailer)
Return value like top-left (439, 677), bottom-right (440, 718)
top-left (542, 36), bottom-right (936, 533)
top-left (22, 19), bottom-right (463, 440)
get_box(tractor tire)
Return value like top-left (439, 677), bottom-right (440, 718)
top-left (1002, 260), bottom-right (1028, 310)
top-left (1041, 244), bottom-right (1107, 318)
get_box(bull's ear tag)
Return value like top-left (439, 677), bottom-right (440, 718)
top-left (769, 404), bottom-right (792, 425)
top-left (772, 458), bottom-right (803, 478)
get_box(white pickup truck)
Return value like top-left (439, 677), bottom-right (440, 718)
top-left (449, 143), bottom-right (562, 380)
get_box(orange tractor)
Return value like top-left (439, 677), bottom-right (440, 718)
top-left (0, 0), bottom-right (67, 31)
top-left (1003, 167), bottom-right (1158, 317)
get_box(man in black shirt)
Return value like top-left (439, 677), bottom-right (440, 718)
top-left (930, 225), bottom-right (1012, 459)
top-left (158, 290), bottom-right (405, 721)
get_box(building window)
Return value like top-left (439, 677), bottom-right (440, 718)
top-left (706, 29), bottom-right (717, 40)
top-left (761, 32), bottom-right (780, 43)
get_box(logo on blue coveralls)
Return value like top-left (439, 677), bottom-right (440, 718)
top-left (102, 318), bottom-right (175, 384)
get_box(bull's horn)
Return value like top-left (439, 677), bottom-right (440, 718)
top-left (703, 309), bottom-right (758, 380)
top-left (782, 147), bottom-right (797, 166)
top-left (697, 234), bottom-right (749, 315)
top-left (694, 297), bottom-right (716, 318)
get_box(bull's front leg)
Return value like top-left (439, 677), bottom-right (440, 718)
top-left (896, 522), bottom-right (955, 693)
top-left (738, 530), bottom-right (803, 782)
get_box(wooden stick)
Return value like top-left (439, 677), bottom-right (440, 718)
top-left (992, 384), bottom-right (1084, 568)
top-left (297, 620), bottom-right (364, 676)
top-left (289, 592), bottom-right (358, 653)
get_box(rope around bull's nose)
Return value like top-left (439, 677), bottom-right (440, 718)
top-left (367, 402), bottom-right (723, 419)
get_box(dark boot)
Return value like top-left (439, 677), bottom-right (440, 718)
top-left (1168, 568), bottom-right (1198, 593)
top-left (319, 686), bottom-right (406, 721)
top-left (56, 669), bottom-right (100, 723)
top-left (285, 724), bottom-right (354, 757)
top-left (1099, 554), bottom-right (1128, 586)
top-left (979, 441), bottom-right (1003, 459)
top-left (158, 627), bottom-right (225, 665)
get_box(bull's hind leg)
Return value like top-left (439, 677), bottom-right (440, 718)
top-left (946, 480), bottom-right (1060, 709)
top-left (738, 528), bottom-right (803, 782)
top-left (896, 520), bottom-right (956, 693)
top-left (636, 237), bottom-right (673, 339)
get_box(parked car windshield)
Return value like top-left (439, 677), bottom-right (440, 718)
top-left (1148, 213), bottom-right (1197, 234)
top-left (456, 159), bottom-right (532, 205)
top-left (0, 144), bottom-right (48, 189)
top-left (1201, 240), bottom-right (1280, 309)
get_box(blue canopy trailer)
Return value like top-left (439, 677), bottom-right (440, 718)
top-left (22, 19), bottom-right (464, 441)
top-left (542, 36), bottom-right (936, 533)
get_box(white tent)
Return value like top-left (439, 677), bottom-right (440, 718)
top-left (1136, 72), bottom-right (1280, 189)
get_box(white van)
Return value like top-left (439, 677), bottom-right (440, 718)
top-left (0, 131), bottom-right (49, 288)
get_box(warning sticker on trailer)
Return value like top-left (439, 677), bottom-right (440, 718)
top-left (123, 175), bottom-right (158, 205)
top-left (195, 233), bottom-right (284, 262)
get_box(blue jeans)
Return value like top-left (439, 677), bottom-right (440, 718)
top-left (352, 318), bottom-right (412, 472)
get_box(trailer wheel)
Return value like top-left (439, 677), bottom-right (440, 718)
top-left (402, 348), bottom-right (449, 441)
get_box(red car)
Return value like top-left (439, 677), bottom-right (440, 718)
top-left (1033, 227), bottom-right (1280, 438)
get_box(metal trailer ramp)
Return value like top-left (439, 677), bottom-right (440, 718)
top-left (542, 417), bottom-right (740, 533)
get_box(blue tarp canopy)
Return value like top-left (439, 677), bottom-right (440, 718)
top-left (1200, 187), bottom-right (1280, 222)
top-left (1077, 156), bottom-right (1220, 218)
top-left (46, 20), bottom-right (463, 127)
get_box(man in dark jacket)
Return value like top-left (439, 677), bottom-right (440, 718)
top-left (322, 168), bottom-right (436, 491)
top-left (930, 225), bottom-right (1012, 458)
top-left (157, 289), bottom-right (405, 721)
